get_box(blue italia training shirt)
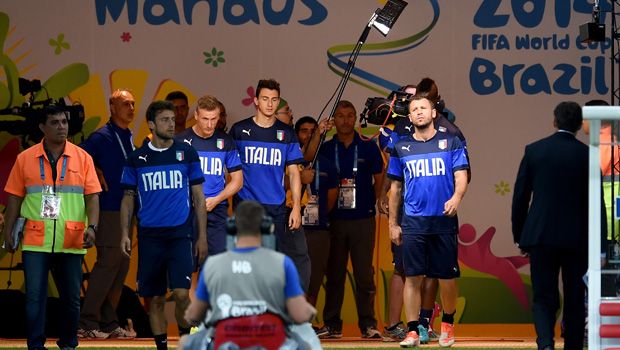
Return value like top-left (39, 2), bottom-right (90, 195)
top-left (175, 128), bottom-right (242, 203)
top-left (387, 132), bottom-right (469, 234)
top-left (229, 117), bottom-right (304, 213)
top-left (120, 140), bottom-right (204, 237)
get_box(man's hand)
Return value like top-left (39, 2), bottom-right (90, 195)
top-left (205, 197), bottom-right (219, 212)
top-left (443, 196), bottom-right (461, 217)
top-left (83, 227), bottom-right (95, 248)
top-left (389, 224), bottom-right (402, 246)
top-left (95, 167), bottom-right (108, 192)
top-left (378, 194), bottom-right (389, 215)
top-left (3, 233), bottom-right (15, 253)
top-left (300, 168), bottom-right (315, 185)
top-left (120, 236), bottom-right (132, 258)
top-left (289, 208), bottom-right (301, 230)
top-left (318, 119), bottom-right (334, 134)
top-left (195, 236), bottom-right (208, 265)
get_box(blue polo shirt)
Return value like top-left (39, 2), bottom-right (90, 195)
top-left (319, 132), bottom-right (384, 220)
top-left (304, 155), bottom-right (339, 230)
top-left (80, 120), bottom-right (135, 211)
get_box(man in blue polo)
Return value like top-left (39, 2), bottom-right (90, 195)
top-left (78, 89), bottom-right (137, 339)
top-left (176, 94), bottom-right (242, 256)
top-left (229, 79), bottom-right (310, 290)
top-left (317, 100), bottom-right (384, 339)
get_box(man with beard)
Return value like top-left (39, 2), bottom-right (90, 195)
top-left (119, 100), bottom-right (207, 350)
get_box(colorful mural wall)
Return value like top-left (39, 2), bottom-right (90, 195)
top-left (0, 0), bottom-right (609, 335)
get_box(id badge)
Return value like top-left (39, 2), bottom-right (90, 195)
top-left (303, 195), bottom-right (319, 225)
top-left (338, 178), bottom-right (356, 209)
top-left (41, 194), bottom-right (61, 219)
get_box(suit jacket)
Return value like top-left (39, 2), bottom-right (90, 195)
top-left (512, 131), bottom-right (605, 251)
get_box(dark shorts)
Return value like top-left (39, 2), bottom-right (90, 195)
top-left (402, 234), bottom-right (460, 279)
top-left (206, 203), bottom-right (228, 257)
top-left (137, 235), bottom-right (194, 297)
top-left (391, 242), bottom-right (404, 275)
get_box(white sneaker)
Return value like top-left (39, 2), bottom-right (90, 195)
top-left (399, 330), bottom-right (420, 348)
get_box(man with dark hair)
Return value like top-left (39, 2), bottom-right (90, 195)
top-left (294, 117), bottom-right (339, 308)
top-left (78, 89), bottom-right (137, 339)
top-left (176, 95), bottom-right (243, 256)
top-left (119, 100), bottom-right (207, 350)
top-left (229, 78), bottom-right (311, 290)
top-left (165, 91), bottom-right (190, 135)
top-left (317, 100), bottom-right (384, 339)
top-left (388, 96), bottom-right (469, 348)
top-left (182, 200), bottom-right (319, 349)
top-left (3, 105), bottom-right (101, 350)
top-left (511, 101), bottom-right (599, 350)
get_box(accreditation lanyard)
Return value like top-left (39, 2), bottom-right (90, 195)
top-left (39, 155), bottom-right (67, 220)
top-left (334, 144), bottom-right (358, 179)
top-left (335, 144), bottom-right (357, 209)
top-left (113, 126), bottom-right (135, 160)
top-left (303, 161), bottom-right (320, 226)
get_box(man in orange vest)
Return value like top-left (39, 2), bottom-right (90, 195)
top-left (2, 105), bottom-right (101, 350)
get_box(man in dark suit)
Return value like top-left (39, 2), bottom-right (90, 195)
top-left (512, 101), bottom-right (601, 350)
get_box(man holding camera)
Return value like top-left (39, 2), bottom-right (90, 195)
top-left (3, 105), bottom-right (101, 350)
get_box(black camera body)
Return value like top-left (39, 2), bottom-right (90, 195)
top-left (360, 90), bottom-right (413, 126)
top-left (0, 78), bottom-right (85, 147)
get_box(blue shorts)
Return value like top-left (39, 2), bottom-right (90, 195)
top-left (402, 234), bottom-right (460, 279)
top-left (391, 242), bottom-right (404, 275)
top-left (206, 203), bottom-right (228, 257)
top-left (137, 235), bottom-right (194, 297)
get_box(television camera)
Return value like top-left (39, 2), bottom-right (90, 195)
top-left (0, 78), bottom-right (85, 147)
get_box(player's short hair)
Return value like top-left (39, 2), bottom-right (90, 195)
top-left (195, 95), bottom-right (221, 113)
top-left (256, 79), bottom-right (280, 98)
top-left (146, 100), bottom-right (175, 122)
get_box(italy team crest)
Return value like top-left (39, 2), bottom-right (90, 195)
top-left (216, 138), bottom-right (224, 150)
top-left (176, 151), bottom-right (184, 161)
top-left (438, 139), bottom-right (447, 150)
top-left (277, 130), bottom-right (285, 141)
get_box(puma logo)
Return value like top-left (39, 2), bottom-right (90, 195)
top-left (405, 125), bottom-right (412, 132)
top-left (183, 138), bottom-right (192, 146)
top-left (242, 129), bottom-right (251, 136)
top-left (138, 155), bottom-right (148, 162)
top-left (401, 145), bottom-right (411, 152)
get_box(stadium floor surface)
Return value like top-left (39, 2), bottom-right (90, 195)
top-left (0, 337), bottom-right (552, 349)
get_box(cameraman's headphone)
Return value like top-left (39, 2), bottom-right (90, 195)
top-left (226, 215), bottom-right (274, 235)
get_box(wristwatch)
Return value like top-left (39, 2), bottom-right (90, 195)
top-left (87, 224), bottom-right (98, 232)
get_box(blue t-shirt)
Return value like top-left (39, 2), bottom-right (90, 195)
top-left (120, 140), bottom-right (204, 237)
top-left (319, 132), bottom-right (384, 220)
top-left (304, 155), bottom-right (339, 230)
top-left (387, 114), bottom-right (467, 153)
top-left (175, 128), bottom-right (242, 204)
top-left (195, 247), bottom-right (304, 302)
top-left (387, 132), bottom-right (469, 235)
top-left (229, 117), bottom-right (304, 218)
top-left (80, 121), bottom-right (135, 211)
